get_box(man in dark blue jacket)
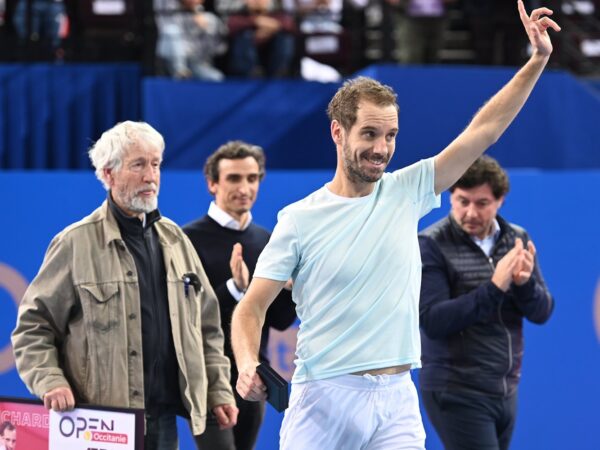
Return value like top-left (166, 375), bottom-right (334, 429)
top-left (418, 155), bottom-right (554, 450)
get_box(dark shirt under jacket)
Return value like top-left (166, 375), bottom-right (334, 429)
top-left (107, 194), bottom-right (184, 416)
top-left (183, 215), bottom-right (296, 383)
top-left (418, 214), bottom-right (554, 397)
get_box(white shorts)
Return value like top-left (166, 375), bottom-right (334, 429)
top-left (280, 371), bottom-right (426, 450)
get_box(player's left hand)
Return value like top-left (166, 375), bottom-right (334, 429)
top-left (518, 0), bottom-right (561, 58)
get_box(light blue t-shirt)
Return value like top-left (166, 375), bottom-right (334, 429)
top-left (254, 158), bottom-right (440, 383)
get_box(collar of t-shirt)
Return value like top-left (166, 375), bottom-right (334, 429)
top-left (208, 201), bottom-right (252, 231)
top-left (470, 218), bottom-right (501, 257)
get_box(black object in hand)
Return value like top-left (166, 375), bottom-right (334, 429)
top-left (256, 363), bottom-right (289, 412)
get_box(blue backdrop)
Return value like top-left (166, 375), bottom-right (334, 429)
top-left (144, 66), bottom-right (600, 171)
top-left (2, 64), bottom-right (600, 171)
top-left (1, 169), bottom-right (599, 449)
top-left (0, 64), bottom-right (141, 169)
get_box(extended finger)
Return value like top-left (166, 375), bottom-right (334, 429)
top-left (514, 237), bottom-right (524, 251)
top-left (518, 0), bottom-right (530, 25)
top-left (538, 16), bottom-right (561, 32)
top-left (530, 7), bottom-right (553, 21)
top-left (498, 246), bottom-right (519, 267)
top-left (527, 240), bottom-right (537, 257)
top-left (520, 253), bottom-right (534, 272)
top-left (230, 244), bottom-right (241, 262)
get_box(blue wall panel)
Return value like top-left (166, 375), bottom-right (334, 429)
top-left (0, 64), bottom-right (141, 169)
top-left (1, 169), bottom-right (599, 449)
top-left (142, 78), bottom-right (339, 171)
top-left (1, 64), bottom-right (599, 171)
top-left (143, 67), bottom-right (600, 171)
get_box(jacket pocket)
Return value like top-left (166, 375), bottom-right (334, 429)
top-left (77, 282), bottom-right (122, 403)
top-left (79, 282), bottom-right (120, 332)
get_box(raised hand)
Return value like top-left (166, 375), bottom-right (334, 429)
top-left (518, 0), bottom-right (561, 58)
top-left (492, 239), bottom-right (524, 292)
top-left (230, 243), bottom-right (249, 292)
top-left (513, 239), bottom-right (536, 286)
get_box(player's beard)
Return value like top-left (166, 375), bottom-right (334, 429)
top-left (342, 142), bottom-right (389, 184)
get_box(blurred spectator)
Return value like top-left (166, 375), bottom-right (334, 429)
top-left (12, 0), bottom-right (67, 56)
top-left (155, 0), bottom-right (227, 80)
top-left (561, 0), bottom-right (596, 16)
top-left (284, 0), bottom-right (343, 33)
top-left (386, 0), bottom-right (454, 64)
top-left (215, 0), bottom-right (245, 17)
top-left (0, 0), bottom-right (5, 26)
top-left (284, 0), bottom-right (346, 76)
top-left (227, 0), bottom-right (296, 77)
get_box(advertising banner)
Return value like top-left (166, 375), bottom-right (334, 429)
top-left (0, 397), bottom-right (143, 450)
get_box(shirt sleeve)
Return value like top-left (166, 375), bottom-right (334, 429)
top-left (391, 157), bottom-right (440, 218)
top-left (12, 233), bottom-right (76, 399)
top-left (253, 210), bottom-right (300, 282)
top-left (226, 278), bottom-right (245, 301)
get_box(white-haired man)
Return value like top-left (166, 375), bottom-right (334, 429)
top-left (12, 121), bottom-right (237, 450)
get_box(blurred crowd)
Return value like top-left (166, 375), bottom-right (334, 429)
top-left (1, 0), bottom-right (599, 79)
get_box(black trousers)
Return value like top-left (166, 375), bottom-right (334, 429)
top-left (194, 394), bottom-right (265, 450)
top-left (421, 389), bottom-right (518, 450)
top-left (144, 413), bottom-right (178, 450)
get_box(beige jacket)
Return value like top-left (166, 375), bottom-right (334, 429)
top-left (12, 201), bottom-right (234, 435)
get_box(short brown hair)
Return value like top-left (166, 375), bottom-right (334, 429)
top-left (204, 140), bottom-right (266, 183)
top-left (450, 155), bottom-right (510, 199)
top-left (327, 77), bottom-right (399, 131)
